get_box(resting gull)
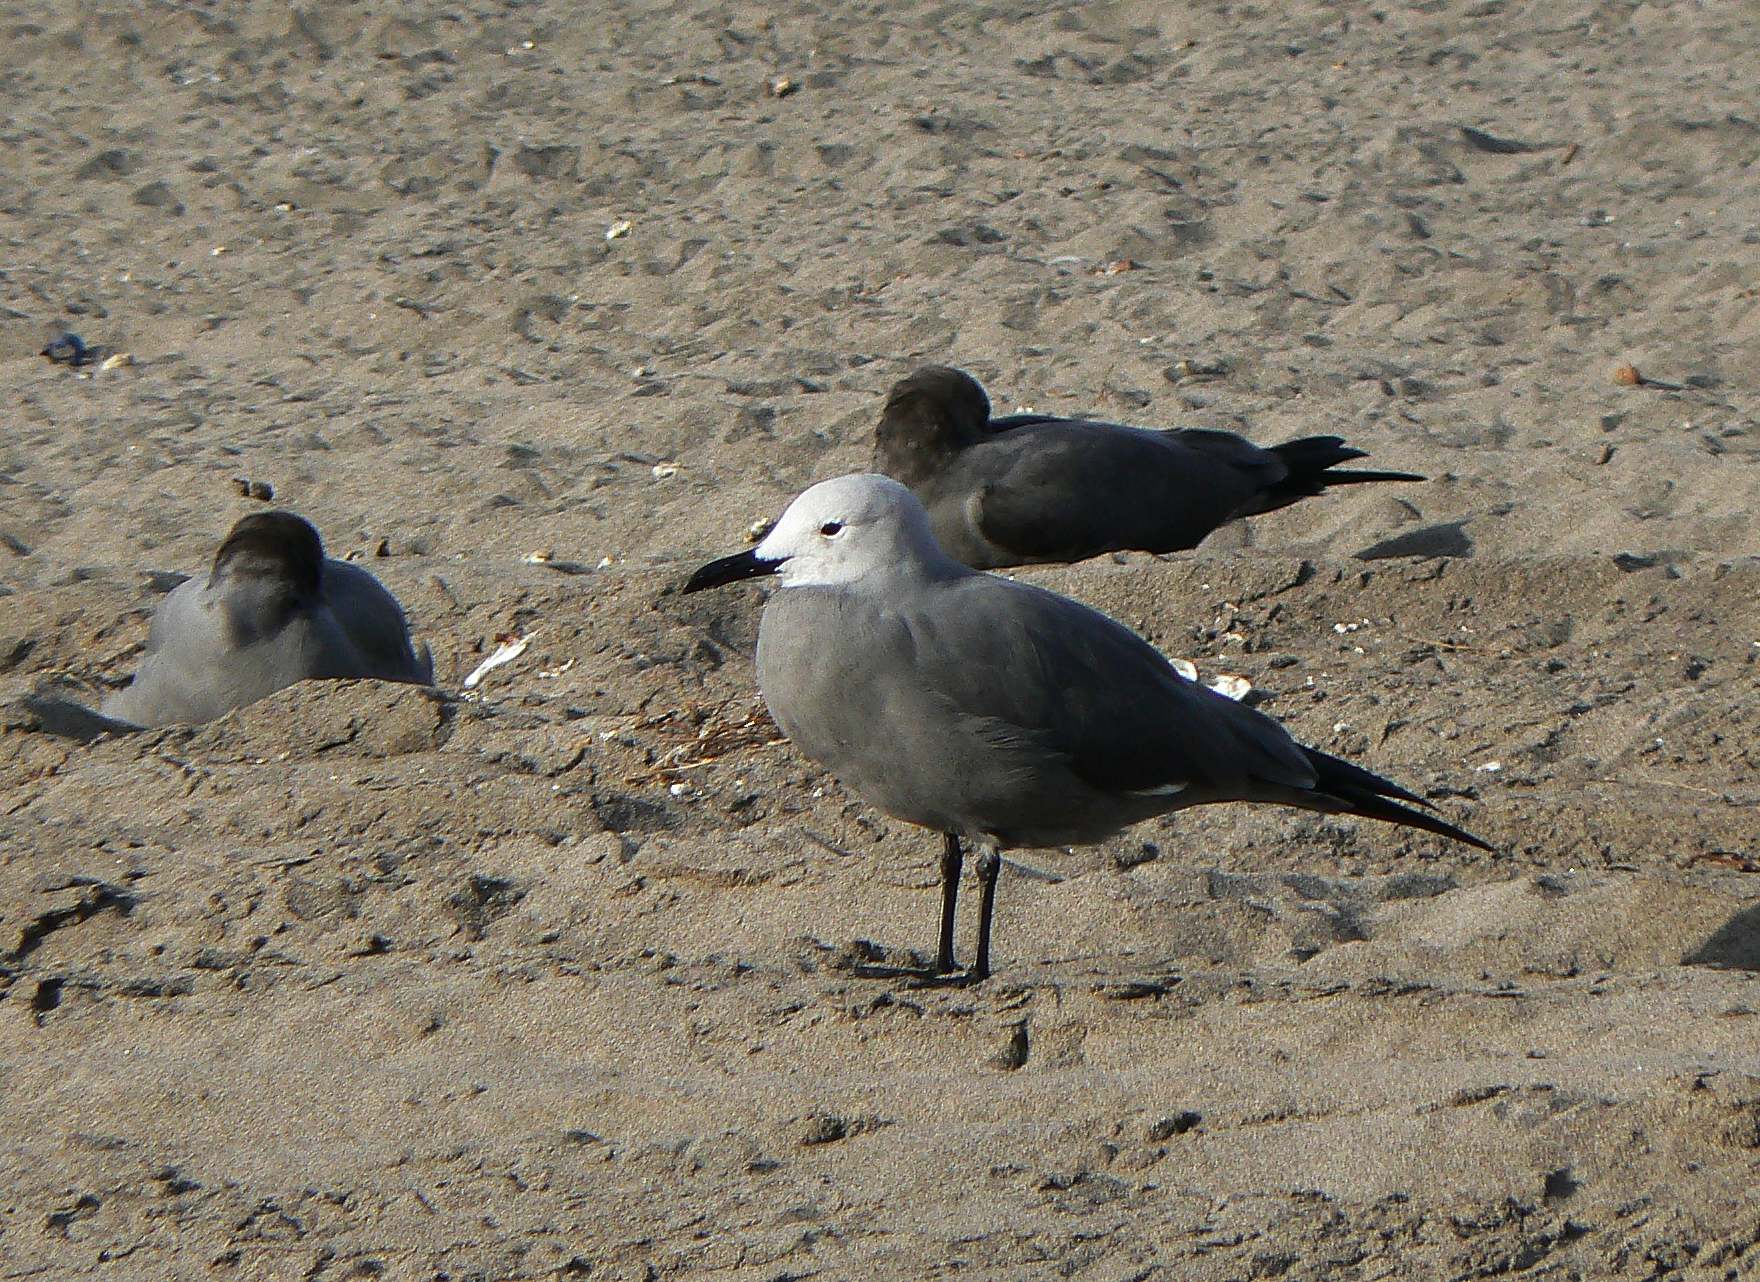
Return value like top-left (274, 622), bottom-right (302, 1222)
top-left (872, 365), bottom-right (1423, 570)
top-left (101, 510), bottom-right (432, 728)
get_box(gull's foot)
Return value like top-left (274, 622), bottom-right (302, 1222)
top-left (904, 965), bottom-right (989, 990)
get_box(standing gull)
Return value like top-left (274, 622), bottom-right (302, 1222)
top-left (101, 510), bottom-right (433, 728)
top-left (685, 474), bottom-right (1488, 981)
top-left (873, 366), bottom-right (1423, 570)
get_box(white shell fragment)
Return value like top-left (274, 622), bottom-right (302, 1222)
top-left (463, 633), bottom-right (533, 690)
top-left (1168, 655), bottom-right (1252, 701)
top-left (1208, 672), bottom-right (1253, 702)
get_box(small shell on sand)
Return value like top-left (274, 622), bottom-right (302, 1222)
top-left (1169, 656), bottom-right (1252, 701)
top-left (1612, 362), bottom-right (1685, 391)
top-left (1209, 673), bottom-right (1253, 702)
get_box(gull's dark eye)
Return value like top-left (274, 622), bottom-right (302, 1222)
top-left (819, 521), bottom-right (844, 537)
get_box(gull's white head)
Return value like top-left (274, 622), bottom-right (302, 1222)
top-left (684, 473), bottom-right (955, 594)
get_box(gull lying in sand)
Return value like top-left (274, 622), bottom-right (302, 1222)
top-left (101, 511), bottom-right (432, 728)
top-left (872, 365), bottom-right (1423, 570)
top-left (685, 473), bottom-right (1488, 981)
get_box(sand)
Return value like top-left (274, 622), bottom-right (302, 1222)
top-left (3, 1), bottom-right (1759, 1277)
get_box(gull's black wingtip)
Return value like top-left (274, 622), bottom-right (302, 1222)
top-left (1306, 746), bottom-right (1493, 851)
top-left (1321, 467), bottom-right (1428, 485)
top-left (1352, 793), bottom-right (1494, 852)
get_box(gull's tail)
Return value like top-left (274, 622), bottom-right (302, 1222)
top-left (1253, 436), bottom-right (1424, 514)
top-left (18, 691), bottom-right (143, 743)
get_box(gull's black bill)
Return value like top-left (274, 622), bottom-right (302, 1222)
top-left (682, 549), bottom-right (780, 594)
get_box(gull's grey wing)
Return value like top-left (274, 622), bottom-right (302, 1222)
top-left (904, 572), bottom-right (1315, 800)
top-left (954, 421), bottom-right (1282, 564)
top-left (902, 575), bottom-right (1486, 849)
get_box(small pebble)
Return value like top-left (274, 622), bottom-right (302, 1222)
top-left (1146, 1112), bottom-right (1202, 1141)
top-left (798, 1114), bottom-right (848, 1145)
top-left (41, 333), bottom-right (90, 366)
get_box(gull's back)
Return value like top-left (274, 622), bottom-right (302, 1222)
top-left (322, 559), bottom-right (433, 683)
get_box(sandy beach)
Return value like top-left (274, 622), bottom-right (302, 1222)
top-left (3, 1), bottom-right (1758, 1277)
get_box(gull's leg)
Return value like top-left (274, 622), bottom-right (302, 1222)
top-left (936, 832), bottom-right (963, 974)
top-left (972, 847), bottom-right (1003, 982)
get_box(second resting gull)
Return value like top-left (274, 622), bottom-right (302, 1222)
top-left (872, 365), bottom-right (1423, 570)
